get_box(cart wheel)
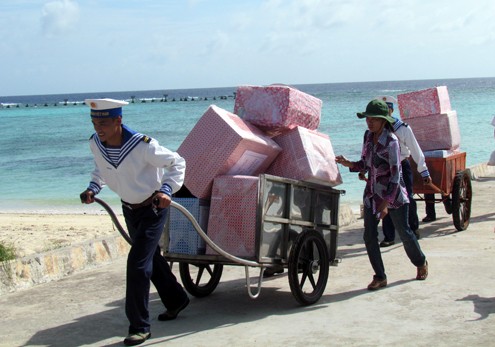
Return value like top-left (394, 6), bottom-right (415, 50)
top-left (288, 229), bottom-right (329, 306)
top-left (179, 262), bottom-right (223, 298)
top-left (452, 170), bottom-right (472, 231)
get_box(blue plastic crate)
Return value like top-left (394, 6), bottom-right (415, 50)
top-left (168, 198), bottom-right (209, 255)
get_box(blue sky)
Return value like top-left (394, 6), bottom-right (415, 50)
top-left (1, 0), bottom-right (494, 96)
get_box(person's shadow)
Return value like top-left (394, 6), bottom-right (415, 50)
top-left (456, 294), bottom-right (495, 321)
top-left (21, 273), bottom-right (334, 347)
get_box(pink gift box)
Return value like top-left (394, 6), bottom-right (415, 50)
top-left (206, 175), bottom-right (259, 258)
top-left (234, 85), bottom-right (322, 134)
top-left (406, 111), bottom-right (461, 151)
top-left (178, 105), bottom-right (281, 199)
top-left (397, 86), bottom-right (452, 119)
top-left (266, 127), bottom-right (343, 186)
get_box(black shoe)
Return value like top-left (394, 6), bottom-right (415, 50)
top-left (422, 216), bottom-right (436, 223)
top-left (263, 265), bottom-right (284, 278)
top-left (124, 332), bottom-right (151, 346)
top-left (379, 241), bottom-right (395, 248)
top-left (158, 297), bottom-right (190, 321)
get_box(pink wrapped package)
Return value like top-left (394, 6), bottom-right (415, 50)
top-left (406, 111), bottom-right (461, 151)
top-left (234, 85), bottom-right (322, 134)
top-left (397, 86), bottom-right (452, 119)
top-left (178, 105), bottom-right (281, 199)
top-left (266, 127), bottom-right (343, 186)
top-left (206, 175), bottom-right (259, 258)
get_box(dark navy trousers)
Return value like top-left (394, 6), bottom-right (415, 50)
top-left (382, 158), bottom-right (419, 241)
top-left (364, 204), bottom-right (426, 280)
top-left (123, 205), bottom-right (188, 334)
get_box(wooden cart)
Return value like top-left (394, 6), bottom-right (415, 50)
top-left (411, 151), bottom-right (472, 231)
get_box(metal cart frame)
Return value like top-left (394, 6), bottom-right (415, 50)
top-left (163, 174), bottom-right (344, 306)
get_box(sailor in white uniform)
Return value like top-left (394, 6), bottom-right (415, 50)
top-left (80, 98), bottom-right (189, 346)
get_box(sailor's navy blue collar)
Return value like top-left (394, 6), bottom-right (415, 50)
top-left (93, 124), bottom-right (145, 168)
top-left (392, 117), bottom-right (408, 131)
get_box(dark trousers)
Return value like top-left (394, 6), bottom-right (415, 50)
top-left (424, 193), bottom-right (436, 218)
top-left (382, 159), bottom-right (419, 241)
top-left (123, 205), bottom-right (187, 334)
top-left (364, 204), bottom-right (426, 280)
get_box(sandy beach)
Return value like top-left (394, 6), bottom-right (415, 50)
top-left (0, 213), bottom-right (122, 258)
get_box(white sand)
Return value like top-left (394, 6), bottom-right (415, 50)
top-left (0, 213), bottom-right (123, 258)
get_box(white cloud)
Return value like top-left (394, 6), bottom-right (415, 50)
top-left (1, 0), bottom-right (494, 95)
top-left (41, 0), bottom-right (80, 37)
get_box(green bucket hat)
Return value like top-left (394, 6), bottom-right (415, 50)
top-left (357, 99), bottom-right (395, 123)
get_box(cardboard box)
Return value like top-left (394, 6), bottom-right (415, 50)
top-left (397, 86), bottom-right (451, 119)
top-left (234, 85), bottom-right (322, 134)
top-left (406, 111), bottom-right (461, 151)
top-left (206, 175), bottom-right (259, 258)
top-left (266, 126), bottom-right (343, 186)
top-left (178, 105), bottom-right (281, 199)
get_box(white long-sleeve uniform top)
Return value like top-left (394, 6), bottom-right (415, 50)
top-left (393, 118), bottom-right (430, 178)
top-left (87, 124), bottom-right (185, 204)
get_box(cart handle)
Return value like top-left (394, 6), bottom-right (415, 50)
top-left (87, 197), bottom-right (266, 298)
top-left (424, 182), bottom-right (447, 196)
top-left (92, 197), bottom-right (134, 245)
top-left (84, 196), bottom-right (263, 268)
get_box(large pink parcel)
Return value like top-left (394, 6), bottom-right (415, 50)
top-left (233, 85), bottom-right (322, 134)
top-left (405, 110), bottom-right (461, 151)
top-left (397, 86), bottom-right (452, 119)
top-left (266, 126), bottom-right (343, 186)
top-left (206, 175), bottom-right (259, 258)
top-left (177, 105), bottom-right (281, 199)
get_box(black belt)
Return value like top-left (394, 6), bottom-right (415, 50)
top-left (122, 196), bottom-right (154, 210)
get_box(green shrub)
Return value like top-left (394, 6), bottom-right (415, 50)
top-left (0, 242), bottom-right (16, 262)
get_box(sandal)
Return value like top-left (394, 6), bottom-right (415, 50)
top-left (416, 261), bottom-right (428, 280)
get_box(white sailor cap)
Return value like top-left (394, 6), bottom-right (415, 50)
top-left (85, 98), bottom-right (129, 118)
top-left (374, 95), bottom-right (398, 110)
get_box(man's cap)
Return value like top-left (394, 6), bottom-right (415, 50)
top-left (85, 98), bottom-right (129, 118)
top-left (374, 95), bottom-right (397, 110)
top-left (357, 99), bottom-right (396, 123)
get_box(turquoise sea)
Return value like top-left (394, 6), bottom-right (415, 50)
top-left (1, 77), bottom-right (494, 214)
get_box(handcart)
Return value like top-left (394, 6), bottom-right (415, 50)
top-left (411, 151), bottom-right (472, 231)
top-left (162, 174), bottom-right (344, 306)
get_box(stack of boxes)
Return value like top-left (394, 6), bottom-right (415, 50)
top-left (397, 86), bottom-right (461, 154)
top-left (167, 84), bottom-right (342, 257)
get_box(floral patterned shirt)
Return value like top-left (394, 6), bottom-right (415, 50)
top-left (349, 128), bottom-right (409, 214)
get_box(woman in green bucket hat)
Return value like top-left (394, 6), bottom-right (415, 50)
top-left (336, 99), bottom-right (428, 290)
